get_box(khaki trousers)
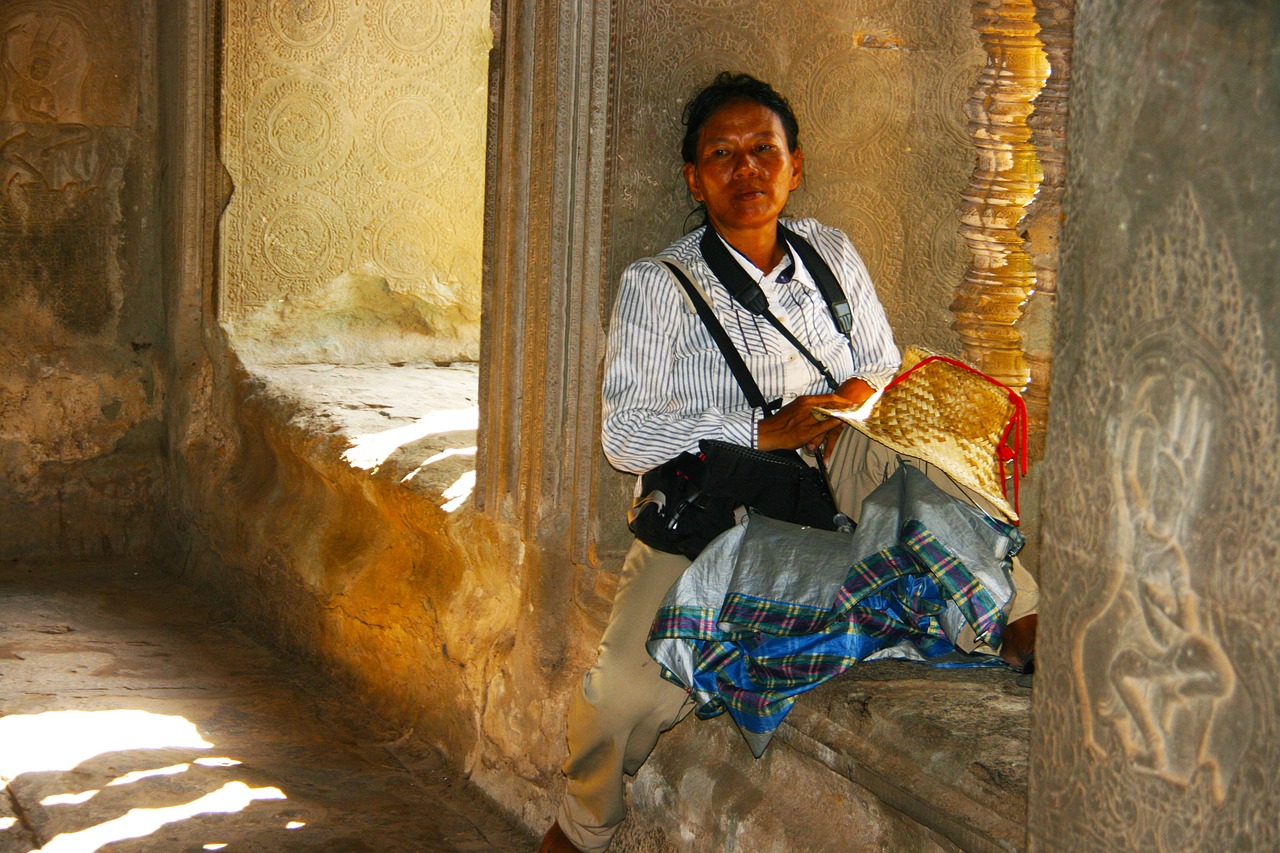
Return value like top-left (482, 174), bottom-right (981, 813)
top-left (557, 430), bottom-right (1038, 851)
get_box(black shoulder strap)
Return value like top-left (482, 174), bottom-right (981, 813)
top-left (698, 227), bottom-right (770, 315)
top-left (698, 226), bottom-right (841, 391)
top-left (778, 223), bottom-right (854, 336)
top-left (658, 261), bottom-right (777, 416)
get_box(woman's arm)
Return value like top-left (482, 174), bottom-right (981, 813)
top-left (601, 260), bottom-right (759, 473)
top-left (798, 220), bottom-right (900, 388)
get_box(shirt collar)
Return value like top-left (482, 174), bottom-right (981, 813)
top-left (717, 233), bottom-right (814, 290)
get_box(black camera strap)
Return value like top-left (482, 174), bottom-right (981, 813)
top-left (778, 223), bottom-right (855, 336)
top-left (698, 225), bottom-right (849, 392)
top-left (659, 260), bottom-right (779, 417)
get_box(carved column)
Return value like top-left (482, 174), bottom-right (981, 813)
top-left (479, 0), bottom-right (614, 566)
top-left (952, 0), bottom-right (1048, 394)
top-left (1018, 0), bottom-right (1073, 461)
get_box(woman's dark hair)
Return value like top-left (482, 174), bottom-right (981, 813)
top-left (681, 72), bottom-right (801, 164)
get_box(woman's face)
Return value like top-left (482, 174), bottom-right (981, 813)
top-left (683, 99), bottom-right (803, 237)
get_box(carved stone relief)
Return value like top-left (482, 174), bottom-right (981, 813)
top-left (220, 0), bottom-right (490, 364)
top-left (1034, 190), bottom-right (1279, 848)
top-left (0, 0), bottom-right (161, 561)
top-left (1, 6), bottom-right (89, 123)
top-left (0, 0), bottom-right (140, 338)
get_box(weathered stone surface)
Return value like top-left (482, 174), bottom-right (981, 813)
top-left (625, 714), bottom-right (965, 853)
top-left (579, 659), bottom-right (1033, 852)
top-left (0, 560), bottom-right (533, 851)
top-left (783, 662), bottom-right (1029, 851)
top-left (1030, 2), bottom-right (1280, 849)
top-left (167, 357), bottom-right (552, 819)
top-left (219, 0), bottom-right (491, 363)
top-left (0, 0), bottom-right (165, 562)
top-left (0, 787), bottom-right (36, 853)
top-left (227, 275), bottom-right (479, 366)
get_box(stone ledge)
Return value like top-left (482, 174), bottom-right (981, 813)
top-left (243, 361), bottom-right (479, 503)
top-left (621, 661), bottom-right (1030, 852)
top-left (777, 662), bottom-right (1029, 852)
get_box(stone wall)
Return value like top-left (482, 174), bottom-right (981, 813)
top-left (1029, 1), bottom-right (1280, 848)
top-left (0, 0), bottom-right (165, 560)
top-left (218, 0), bottom-right (491, 365)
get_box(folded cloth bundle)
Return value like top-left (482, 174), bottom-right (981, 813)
top-left (646, 463), bottom-right (1023, 757)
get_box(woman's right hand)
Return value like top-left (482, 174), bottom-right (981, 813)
top-left (756, 392), bottom-right (857, 453)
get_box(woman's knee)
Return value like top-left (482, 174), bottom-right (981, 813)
top-left (578, 649), bottom-right (673, 719)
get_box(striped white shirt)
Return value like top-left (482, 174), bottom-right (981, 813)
top-left (602, 218), bottom-right (900, 474)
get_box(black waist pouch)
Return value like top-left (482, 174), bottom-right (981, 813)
top-left (627, 439), bottom-right (840, 560)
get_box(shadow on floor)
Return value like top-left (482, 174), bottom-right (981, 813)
top-left (0, 560), bottom-right (533, 853)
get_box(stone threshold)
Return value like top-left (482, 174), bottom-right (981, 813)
top-left (240, 360), bottom-right (1031, 852)
top-left (243, 361), bottom-right (481, 504)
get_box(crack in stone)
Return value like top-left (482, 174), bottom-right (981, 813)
top-left (3, 778), bottom-right (42, 847)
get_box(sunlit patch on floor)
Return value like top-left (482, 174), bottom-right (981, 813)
top-left (0, 710), bottom-right (291, 853)
top-left (342, 407), bottom-right (479, 472)
top-left (0, 710), bottom-right (212, 779)
top-left (193, 757), bottom-right (242, 767)
top-left (109, 763), bottom-right (192, 787)
top-left (41, 790), bottom-right (100, 806)
top-left (38, 781), bottom-right (285, 853)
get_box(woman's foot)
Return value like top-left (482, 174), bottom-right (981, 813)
top-left (1001, 613), bottom-right (1037, 673)
top-left (538, 821), bottom-right (581, 853)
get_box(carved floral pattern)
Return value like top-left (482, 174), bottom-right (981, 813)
top-left (221, 0), bottom-right (488, 352)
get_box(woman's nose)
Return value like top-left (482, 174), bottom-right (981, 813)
top-left (731, 152), bottom-right (758, 176)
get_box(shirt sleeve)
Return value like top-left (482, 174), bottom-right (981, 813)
top-left (601, 259), bottom-right (760, 474)
top-left (809, 223), bottom-right (900, 388)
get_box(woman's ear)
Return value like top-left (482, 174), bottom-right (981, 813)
top-left (683, 162), bottom-right (704, 202)
top-left (789, 147), bottom-right (804, 190)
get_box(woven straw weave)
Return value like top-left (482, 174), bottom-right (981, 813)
top-left (848, 347), bottom-right (1019, 521)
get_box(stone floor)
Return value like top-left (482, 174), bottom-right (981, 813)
top-left (0, 560), bottom-right (535, 853)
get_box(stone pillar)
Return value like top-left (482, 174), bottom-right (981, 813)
top-left (479, 0), bottom-right (614, 579)
top-left (1018, 0), bottom-right (1073, 462)
top-left (1029, 2), bottom-right (1280, 848)
top-left (951, 0), bottom-right (1048, 392)
top-left (158, 0), bottom-right (226, 381)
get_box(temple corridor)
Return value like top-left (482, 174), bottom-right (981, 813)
top-left (0, 561), bottom-right (532, 852)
